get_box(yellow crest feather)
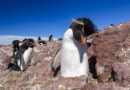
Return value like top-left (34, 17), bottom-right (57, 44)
top-left (72, 18), bottom-right (85, 33)
top-left (72, 18), bottom-right (84, 26)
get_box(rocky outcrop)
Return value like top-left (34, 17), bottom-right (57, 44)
top-left (93, 22), bottom-right (130, 83)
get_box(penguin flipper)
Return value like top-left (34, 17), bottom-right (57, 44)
top-left (51, 48), bottom-right (61, 72)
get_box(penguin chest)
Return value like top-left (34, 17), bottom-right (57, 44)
top-left (61, 28), bottom-right (89, 77)
top-left (18, 48), bottom-right (33, 71)
top-left (61, 41), bottom-right (89, 77)
top-left (23, 48), bottom-right (33, 64)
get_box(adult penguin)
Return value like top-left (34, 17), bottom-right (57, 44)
top-left (14, 39), bottom-right (34, 71)
top-left (61, 17), bottom-right (96, 77)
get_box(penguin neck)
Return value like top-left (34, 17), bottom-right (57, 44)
top-left (26, 47), bottom-right (33, 51)
top-left (23, 47), bottom-right (33, 60)
top-left (63, 28), bottom-right (82, 46)
top-left (63, 28), bottom-right (87, 49)
top-left (63, 28), bottom-right (74, 42)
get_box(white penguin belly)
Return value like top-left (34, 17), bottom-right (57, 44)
top-left (20, 48), bottom-right (33, 70)
top-left (61, 29), bottom-right (89, 77)
top-left (61, 42), bottom-right (89, 77)
top-left (23, 48), bottom-right (33, 64)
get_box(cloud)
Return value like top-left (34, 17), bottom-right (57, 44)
top-left (0, 35), bottom-right (51, 45)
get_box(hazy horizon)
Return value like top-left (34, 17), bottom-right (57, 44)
top-left (0, 0), bottom-right (130, 44)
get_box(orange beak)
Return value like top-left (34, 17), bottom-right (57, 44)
top-left (80, 36), bottom-right (87, 46)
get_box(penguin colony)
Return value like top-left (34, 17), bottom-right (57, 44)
top-left (10, 17), bottom-right (96, 79)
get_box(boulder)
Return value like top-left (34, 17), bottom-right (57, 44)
top-left (93, 22), bottom-right (130, 82)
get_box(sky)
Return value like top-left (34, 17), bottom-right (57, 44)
top-left (0, 0), bottom-right (130, 44)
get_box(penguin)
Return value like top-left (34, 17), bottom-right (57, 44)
top-left (49, 35), bottom-right (53, 42)
top-left (38, 36), bottom-right (47, 46)
top-left (38, 40), bottom-right (47, 46)
top-left (14, 39), bottom-right (34, 71)
top-left (51, 48), bottom-right (61, 76)
top-left (38, 36), bottom-right (41, 41)
top-left (61, 17), bottom-right (96, 77)
top-left (58, 38), bottom-right (63, 41)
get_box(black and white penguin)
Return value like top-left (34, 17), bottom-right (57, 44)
top-left (61, 17), bottom-right (96, 77)
top-left (38, 36), bottom-right (47, 46)
top-left (49, 35), bottom-right (53, 42)
top-left (14, 39), bottom-right (34, 71)
top-left (38, 40), bottom-right (47, 46)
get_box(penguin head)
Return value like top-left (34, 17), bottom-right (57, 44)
top-left (12, 40), bottom-right (21, 50)
top-left (70, 17), bottom-right (96, 45)
top-left (21, 39), bottom-right (35, 49)
top-left (50, 35), bottom-right (53, 38)
top-left (27, 39), bottom-right (35, 48)
top-left (12, 40), bottom-right (21, 45)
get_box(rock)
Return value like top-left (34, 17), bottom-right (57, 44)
top-left (0, 45), bottom-right (12, 56)
top-left (58, 84), bottom-right (66, 90)
top-left (44, 56), bottom-right (53, 61)
top-left (93, 22), bottom-right (130, 82)
top-left (43, 77), bottom-right (86, 90)
top-left (0, 50), bottom-right (11, 70)
top-left (81, 82), bottom-right (130, 90)
top-left (113, 62), bottom-right (130, 86)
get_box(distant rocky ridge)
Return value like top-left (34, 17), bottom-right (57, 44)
top-left (0, 22), bottom-right (130, 90)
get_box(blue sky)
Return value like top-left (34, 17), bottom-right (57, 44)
top-left (0, 0), bottom-right (130, 39)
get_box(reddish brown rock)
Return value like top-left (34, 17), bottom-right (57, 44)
top-left (93, 22), bottom-right (130, 82)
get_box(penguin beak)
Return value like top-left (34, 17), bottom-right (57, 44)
top-left (80, 36), bottom-right (87, 46)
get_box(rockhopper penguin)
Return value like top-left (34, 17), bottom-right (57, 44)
top-left (14, 39), bottom-right (34, 71)
top-left (61, 17), bottom-right (96, 77)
